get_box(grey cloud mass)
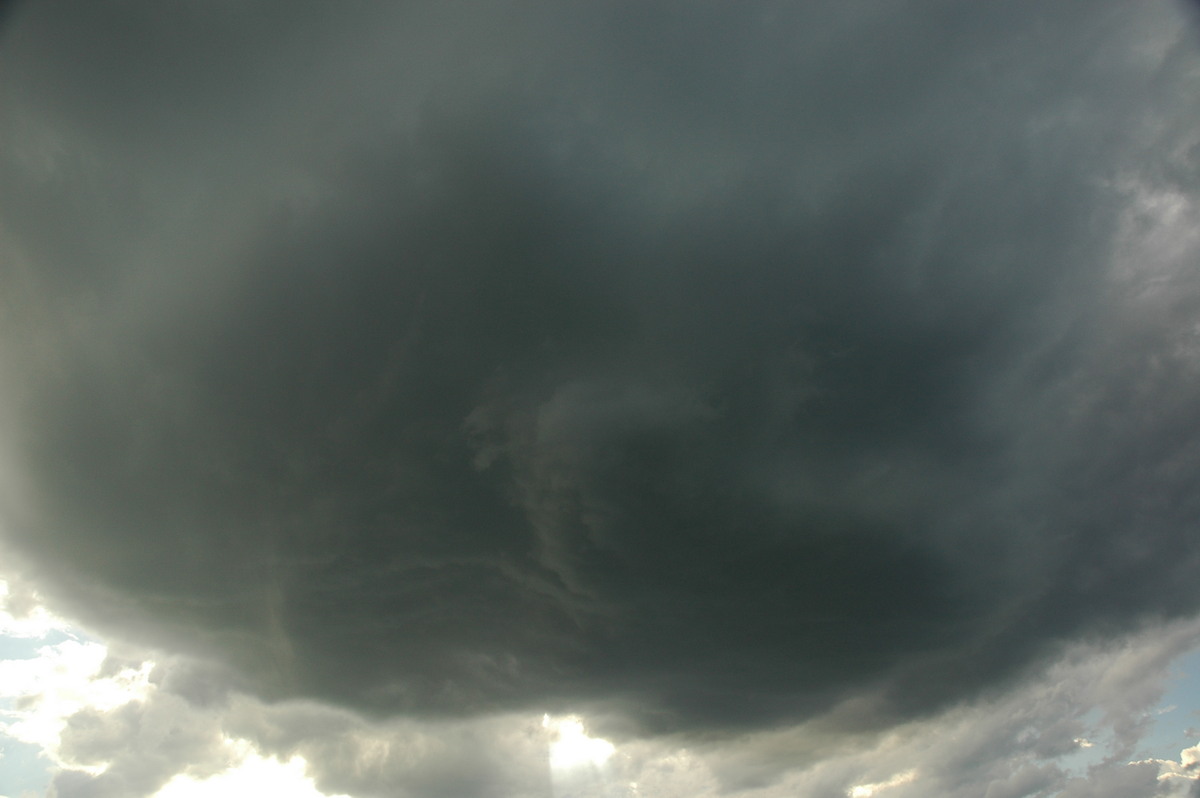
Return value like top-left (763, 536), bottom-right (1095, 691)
top-left (2, 0), bottom-right (1200, 749)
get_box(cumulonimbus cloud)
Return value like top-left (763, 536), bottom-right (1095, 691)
top-left (1, 0), bottom-right (1200, 740)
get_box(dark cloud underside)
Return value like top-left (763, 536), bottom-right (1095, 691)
top-left (2, 0), bottom-right (1200, 736)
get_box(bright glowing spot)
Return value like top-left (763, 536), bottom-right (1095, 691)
top-left (543, 715), bottom-right (615, 771)
top-left (848, 769), bottom-right (918, 798)
top-left (151, 737), bottom-right (350, 798)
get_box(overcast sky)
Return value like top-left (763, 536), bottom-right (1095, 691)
top-left (3, 1), bottom-right (1200, 796)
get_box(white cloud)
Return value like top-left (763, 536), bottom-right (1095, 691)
top-left (0, 637), bottom-right (153, 773)
top-left (0, 585), bottom-right (349, 798)
top-left (1132, 741), bottom-right (1200, 798)
top-left (150, 737), bottom-right (350, 798)
top-left (0, 577), bottom-right (69, 639)
top-left (0, 614), bottom-right (1196, 798)
top-left (847, 769), bottom-right (917, 798)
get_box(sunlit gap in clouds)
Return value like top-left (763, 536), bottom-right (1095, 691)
top-left (543, 713), bottom-right (617, 795)
top-left (846, 768), bottom-right (918, 797)
top-left (150, 737), bottom-right (351, 798)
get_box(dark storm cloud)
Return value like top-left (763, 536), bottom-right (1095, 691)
top-left (0, 1), bottom-right (21, 35)
top-left (2, 0), bottom-right (1200, 738)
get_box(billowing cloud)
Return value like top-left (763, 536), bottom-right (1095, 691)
top-left (2, 0), bottom-right (1200, 778)
top-left (12, 613), bottom-right (1196, 798)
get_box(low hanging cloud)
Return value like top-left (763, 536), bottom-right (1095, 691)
top-left (2, 0), bottom-right (1200, 761)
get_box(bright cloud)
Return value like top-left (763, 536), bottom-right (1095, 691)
top-left (0, 636), bottom-right (153, 773)
top-left (0, 578), bottom-right (66, 639)
top-left (545, 715), bottom-right (615, 771)
top-left (1134, 741), bottom-right (1200, 798)
top-left (847, 769), bottom-right (917, 798)
top-left (151, 737), bottom-right (351, 798)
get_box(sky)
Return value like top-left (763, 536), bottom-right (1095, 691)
top-left (2, 0), bottom-right (1200, 796)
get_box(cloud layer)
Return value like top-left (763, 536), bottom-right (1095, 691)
top-left (2, 0), bottom-right (1200, 747)
top-left (8, 607), bottom-right (1198, 798)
